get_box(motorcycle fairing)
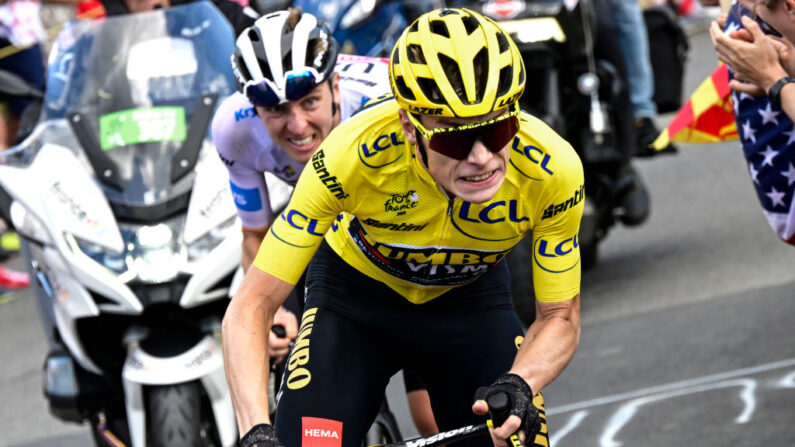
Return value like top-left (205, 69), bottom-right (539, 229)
top-left (122, 336), bottom-right (236, 447)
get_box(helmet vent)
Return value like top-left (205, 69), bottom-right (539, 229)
top-left (394, 76), bottom-right (416, 101)
top-left (407, 44), bottom-right (426, 64)
top-left (409, 20), bottom-right (419, 32)
top-left (247, 28), bottom-right (261, 43)
top-left (497, 66), bottom-right (513, 97)
top-left (417, 77), bottom-right (444, 104)
top-left (473, 47), bottom-right (488, 101)
top-left (429, 20), bottom-right (449, 38)
top-left (307, 38), bottom-right (323, 69)
top-left (462, 15), bottom-right (480, 35)
top-left (437, 51), bottom-right (486, 104)
top-left (282, 49), bottom-right (294, 72)
top-left (496, 31), bottom-right (510, 53)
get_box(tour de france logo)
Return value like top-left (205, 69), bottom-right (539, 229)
top-left (384, 190), bottom-right (419, 215)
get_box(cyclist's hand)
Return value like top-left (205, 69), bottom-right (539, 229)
top-left (240, 423), bottom-right (283, 447)
top-left (472, 373), bottom-right (540, 447)
top-left (268, 306), bottom-right (297, 361)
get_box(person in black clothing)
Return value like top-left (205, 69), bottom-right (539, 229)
top-left (99, 0), bottom-right (257, 35)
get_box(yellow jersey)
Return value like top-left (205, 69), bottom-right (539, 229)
top-left (253, 97), bottom-right (584, 304)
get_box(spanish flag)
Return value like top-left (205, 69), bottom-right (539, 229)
top-left (652, 63), bottom-right (738, 150)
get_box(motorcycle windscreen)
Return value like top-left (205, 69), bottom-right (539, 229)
top-left (41, 3), bottom-right (236, 217)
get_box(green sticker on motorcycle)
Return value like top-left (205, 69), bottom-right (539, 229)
top-left (99, 106), bottom-right (187, 151)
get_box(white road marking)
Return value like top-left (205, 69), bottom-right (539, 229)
top-left (547, 357), bottom-right (795, 415)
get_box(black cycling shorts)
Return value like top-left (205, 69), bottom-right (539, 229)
top-left (274, 241), bottom-right (546, 447)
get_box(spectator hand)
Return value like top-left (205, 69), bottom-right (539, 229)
top-left (728, 79), bottom-right (766, 96)
top-left (268, 306), bottom-right (297, 361)
top-left (239, 423), bottom-right (283, 447)
top-left (472, 373), bottom-right (540, 447)
top-left (711, 16), bottom-right (789, 94)
top-left (769, 36), bottom-right (795, 77)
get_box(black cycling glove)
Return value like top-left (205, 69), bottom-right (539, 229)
top-left (239, 423), bottom-right (282, 447)
top-left (478, 373), bottom-right (541, 439)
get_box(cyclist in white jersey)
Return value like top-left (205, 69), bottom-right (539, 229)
top-left (211, 9), bottom-right (391, 359)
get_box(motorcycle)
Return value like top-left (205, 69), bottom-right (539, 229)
top-left (0, 3), bottom-right (246, 446)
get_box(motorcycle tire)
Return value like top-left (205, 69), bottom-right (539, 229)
top-left (507, 233), bottom-right (536, 328)
top-left (146, 382), bottom-right (219, 447)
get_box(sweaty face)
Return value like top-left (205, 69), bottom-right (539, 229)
top-left (257, 76), bottom-right (341, 164)
top-left (402, 108), bottom-right (512, 203)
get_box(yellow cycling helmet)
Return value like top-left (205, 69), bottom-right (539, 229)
top-left (389, 8), bottom-right (525, 118)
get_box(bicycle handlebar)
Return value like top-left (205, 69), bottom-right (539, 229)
top-left (375, 423), bottom-right (489, 447)
top-left (373, 391), bottom-right (520, 447)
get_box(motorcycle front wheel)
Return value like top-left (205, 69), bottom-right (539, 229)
top-left (146, 382), bottom-right (220, 447)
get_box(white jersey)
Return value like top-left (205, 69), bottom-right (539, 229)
top-left (211, 55), bottom-right (390, 228)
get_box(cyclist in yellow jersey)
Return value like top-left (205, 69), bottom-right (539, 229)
top-left (223, 8), bottom-right (583, 447)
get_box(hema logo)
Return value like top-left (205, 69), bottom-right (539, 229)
top-left (302, 416), bottom-right (343, 447)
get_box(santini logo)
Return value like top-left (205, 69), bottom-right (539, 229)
top-left (312, 150), bottom-right (349, 199)
top-left (363, 218), bottom-right (427, 231)
top-left (542, 184), bottom-right (584, 220)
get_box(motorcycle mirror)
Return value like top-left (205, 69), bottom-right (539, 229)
top-left (0, 70), bottom-right (44, 101)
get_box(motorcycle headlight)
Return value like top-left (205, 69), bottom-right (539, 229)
top-left (186, 215), bottom-right (237, 262)
top-left (69, 212), bottom-right (237, 282)
top-left (340, 0), bottom-right (378, 29)
top-left (69, 234), bottom-right (127, 275)
top-left (69, 217), bottom-right (185, 283)
top-left (125, 220), bottom-right (184, 282)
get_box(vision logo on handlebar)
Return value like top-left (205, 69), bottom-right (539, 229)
top-left (371, 391), bottom-right (530, 447)
top-left (378, 424), bottom-right (488, 447)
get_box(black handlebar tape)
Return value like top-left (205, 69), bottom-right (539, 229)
top-left (271, 324), bottom-right (287, 338)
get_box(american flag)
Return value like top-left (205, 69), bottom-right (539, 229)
top-left (726, 5), bottom-right (795, 245)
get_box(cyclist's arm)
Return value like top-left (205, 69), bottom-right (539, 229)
top-left (242, 224), bottom-right (270, 273)
top-left (212, 94), bottom-right (274, 269)
top-left (222, 267), bottom-right (293, 433)
top-left (512, 134), bottom-right (584, 396)
top-left (512, 294), bottom-right (580, 396)
top-left (242, 221), bottom-right (297, 362)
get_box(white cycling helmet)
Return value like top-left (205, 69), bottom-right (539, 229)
top-left (232, 9), bottom-right (339, 108)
